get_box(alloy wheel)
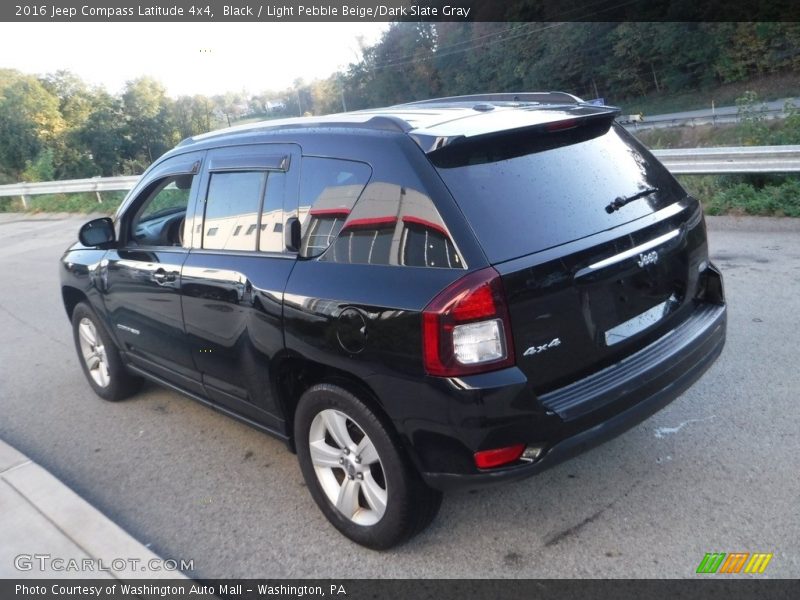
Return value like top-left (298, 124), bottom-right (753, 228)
top-left (77, 317), bottom-right (110, 388)
top-left (308, 409), bottom-right (387, 526)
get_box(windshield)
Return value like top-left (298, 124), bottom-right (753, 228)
top-left (434, 126), bottom-right (684, 263)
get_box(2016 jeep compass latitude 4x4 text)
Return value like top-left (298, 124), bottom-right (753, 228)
top-left (61, 92), bottom-right (726, 549)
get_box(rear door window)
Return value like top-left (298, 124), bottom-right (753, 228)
top-left (202, 171), bottom-right (266, 251)
top-left (259, 171), bottom-right (288, 252)
top-left (193, 145), bottom-right (298, 254)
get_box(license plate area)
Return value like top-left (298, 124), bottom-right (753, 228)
top-left (604, 298), bottom-right (672, 346)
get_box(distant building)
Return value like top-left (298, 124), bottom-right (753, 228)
top-left (265, 100), bottom-right (287, 112)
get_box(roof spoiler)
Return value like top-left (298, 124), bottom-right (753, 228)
top-left (424, 106), bottom-right (621, 167)
top-left (400, 92), bottom-right (583, 106)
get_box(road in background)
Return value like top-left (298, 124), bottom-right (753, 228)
top-left (623, 96), bottom-right (799, 131)
top-left (0, 214), bottom-right (798, 578)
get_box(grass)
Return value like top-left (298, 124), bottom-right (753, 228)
top-left (634, 118), bottom-right (797, 149)
top-left (0, 191), bottom-right (126, 214)
top-left (679, 175), bottom-right (800, 217)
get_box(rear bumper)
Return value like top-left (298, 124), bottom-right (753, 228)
top-left (421, 300), bottom-right (726, 491)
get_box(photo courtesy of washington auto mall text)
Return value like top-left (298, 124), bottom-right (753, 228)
top-left (14, 583), bottom-right (347, 598)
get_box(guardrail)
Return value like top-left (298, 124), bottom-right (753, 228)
top-left (654, 145), bottom-right (800, 174)
top-left (0, 146), bottom-right (799, 208)
top-left (0, 175), bottom-right (139, 209)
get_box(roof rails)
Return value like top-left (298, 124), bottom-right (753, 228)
top-left (176, 92), bottom-right (591, 148)
top-left (178, 113), bottom-right (412, 147)
top-left (399, 92), bottom-right (583, 106)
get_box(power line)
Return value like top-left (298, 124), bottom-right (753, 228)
top-left (359, 0), bottom-right (640, 74)
top-left (362, 23), bottom-right (558, 74)
top-left (364, 22), bottom-right (535, 70)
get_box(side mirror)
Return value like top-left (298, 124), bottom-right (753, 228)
top-left (284, 216), bottom-right (302, 253)
top-left (78, 217), bottom-right (116, 247)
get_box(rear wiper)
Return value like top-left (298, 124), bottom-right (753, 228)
top-left (605, 187), bottom-right (658, 213)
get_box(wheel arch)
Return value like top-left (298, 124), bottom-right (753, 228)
top-left (273, 354), bottom-right (400, 454)
top-left (62, 285), bottom-right (89, 320)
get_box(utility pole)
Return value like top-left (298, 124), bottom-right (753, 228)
top-left (651, 64), bottom-right (660, 93)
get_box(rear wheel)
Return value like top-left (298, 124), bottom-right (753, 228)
top-left (294, 383), bottom-right (442, 549)
top-left (71, 302), bottom-right (142, 401)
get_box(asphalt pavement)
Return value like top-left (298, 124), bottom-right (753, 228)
top-left (0, 213), bottom-right (798, 578)
top-left (0, 439), bottom-right (186, 579)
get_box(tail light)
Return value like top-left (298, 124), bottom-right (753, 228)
top-left (422, 267), bottom-right (515, 377)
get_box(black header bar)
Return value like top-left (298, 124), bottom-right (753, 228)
top-left (3, 0), bottom-right (800, 22)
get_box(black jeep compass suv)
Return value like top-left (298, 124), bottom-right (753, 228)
top-left (60, 92), bottom-right (726, 549)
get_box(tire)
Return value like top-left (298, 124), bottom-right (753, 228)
top-left (294, 383), bottom-right (442, 549)
top-left (71, 302), bottom-right (143, 402)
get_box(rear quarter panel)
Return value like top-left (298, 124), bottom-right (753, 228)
top-left (283, 132), bottom-right (486, 443)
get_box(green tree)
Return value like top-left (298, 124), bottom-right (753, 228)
top-left (774, 101), bottom-right (800, 145)
top-left (735, 91), bottom-right (769, 145)
top-left (0, 69), bottom-right (64, 179)
top-left (42, 70), bottom-right (103, 178)
top-left (122, 77), bottom-right (176, 169)
top-left (358, 23), bottom-right (440, 106)
top-left (21, 148), bottom-right (56, 182)
top-left (172, 95), bottom-right (215, 139)
top-left (75, 90), bottom-right (128, 176)
top-left (603, 23), bottom-right (662, 97)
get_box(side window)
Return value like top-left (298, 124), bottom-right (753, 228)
top-left (401, 220), bottom-right (461, 268)
top-left (322, 182), bottom-right (464, 269)
top-left (329, 221), bottom-right (394, 265)
top-left (298, 157), bottom-right (371, 258)
top-left (202, 171), bottom-right (266, 251)
top-left (259, 171), bottom-right (287, 252)
top-left (130, 174), bottom-right (195, 247)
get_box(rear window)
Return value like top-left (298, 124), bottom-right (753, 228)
top-left (434, 126), bottom-right (682, 263)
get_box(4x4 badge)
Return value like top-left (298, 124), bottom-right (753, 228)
top-left (523, 337), bottom-right (562, 357)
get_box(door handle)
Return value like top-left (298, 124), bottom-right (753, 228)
top-left (153, 268), bottom-right (177, 284)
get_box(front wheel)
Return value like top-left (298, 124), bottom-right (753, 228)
top-left (294, 383), bottom-right (442, 549)
top-left (71, 302), bottom-right (142, 401)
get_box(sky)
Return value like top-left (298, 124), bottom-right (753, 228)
top-left (0, 22), bottom-right (388, 97)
